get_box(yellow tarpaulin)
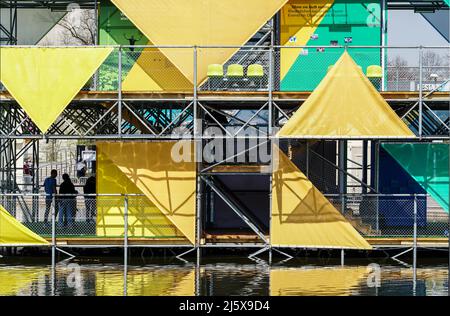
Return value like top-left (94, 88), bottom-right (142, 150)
top-left (110, 0), bottom-right (288, 84)
top-left (97, 141), bottom-right (197, 244)
top-left (122, 43), bottom-right (193, 92)
top-left (270, 267), bottom-right (367, 296)
top-left (271, 146), bottom-right (371, 249)
top-left (0, 47), bottom-right (112, 132)
top-left (277, 51), bottom-right (415, 138)
top-left (0, 205), bottom-right (49, 245)
top-left (280, 0), bottom-right (333, 80)
top-left (96, 148), bottom-right (184, 239)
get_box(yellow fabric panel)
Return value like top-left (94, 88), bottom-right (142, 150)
top-left (110, 0), bottom-right (288, 84)
top-left (280, 0), bottom-right (333, 80)
top-left (0, 205), bottom-right (49, 245)
top-left (122, 43), bottom-right (193, 92)
top-left (95, 269), bottom-right (195, 296)
top-left (0, 268), bottom-right (46, 296)
top-left (270, 267), bottom-right (367, 296)
top-left (97, 141), bottom-right (196, 244)
top-left (96, 148), bottom-right (183, 238)
top-left (277, 52), bottom-right (415, 138)
top-left (271, 146), bottom-right (371, 249)
top-left (0, 47), bottom-right (112, 133)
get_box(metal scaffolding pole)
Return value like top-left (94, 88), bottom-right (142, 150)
top-left (338, 140), bottom-right (347, 213)
top-left (193, 46), bottom-right (202, 264)
top-left (419, 46), bottom-right (423, 137)
top-left (118, 47), bottom-right (123, 136)
top-left (413, 195), bottom-right (418, 295)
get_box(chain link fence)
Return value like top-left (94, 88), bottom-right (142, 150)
top-left (0, 194), bottom-right (185, 241)
top-left (198, 47), bottom-right (271, 92)
top-left (1, 193), bottom-right (448, 242)
top-left (326, 194), bottom-right (449, 238)
top-left (1, 46), bottom-right (449, 94)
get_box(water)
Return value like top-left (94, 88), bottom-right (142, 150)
top-left (0, 257), bottom-right (448, 296)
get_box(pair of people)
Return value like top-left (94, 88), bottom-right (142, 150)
top-left (44, 170), bottom-right (78, 227)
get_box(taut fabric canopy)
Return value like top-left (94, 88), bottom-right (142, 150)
top-left (0, 47), bottom-right (112, 132)
top-left (96, 147), bottom-right (185, 239)
top-left (0, 205), bottom-right (49, 245)
top-left (277, 51), bottom-right (415, 139)
top-left (96, 141), bottom-right (197, 244)
top-left (271, 145), bottom-right (371, 249)
top-left (110, 0), bottom-right (288, 84)
top-left (383, 143), bottom-right (449, 212)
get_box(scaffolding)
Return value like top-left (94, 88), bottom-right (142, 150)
top-left (0, 1), bottom-right (449, 256)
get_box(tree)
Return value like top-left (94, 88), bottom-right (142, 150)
top-left (387, 56), bottom-right (415, 86)
top-left (39, 9), bottom-right (96, 45)
top-left (58, 9), bottom-right (96, 45)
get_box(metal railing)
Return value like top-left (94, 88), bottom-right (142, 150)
top-left (1, 45), bottom-right (448, 93)
top-left (0, 193), bottom-right (448, 243)
top-left (0, 45), bottom-right (449, 138)
top-left (326, 194), bottom-right (449, 238)
top-left (0, 193), bottom-right (187, 242)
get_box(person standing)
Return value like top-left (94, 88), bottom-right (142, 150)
top-left (44, 169), bottom-right (58, 224)
top-left (23, 159), bottom-right (33, 193)
top-left (76, 160), bottom-right (86, 178)
top-left (59, 173), bottom-right (78, 227)
top-left (83, 175), bottom-right (96, 222)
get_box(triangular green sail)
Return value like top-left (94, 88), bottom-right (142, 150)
top-left (0, 205), bottom-right (49, 245)
top-left (382, 143), bottom-right (449, 212)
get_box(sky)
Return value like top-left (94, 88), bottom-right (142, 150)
top-left (388, 10), bottom-right (449, 46)
top-left (388, 10), bottom-right (449, 64)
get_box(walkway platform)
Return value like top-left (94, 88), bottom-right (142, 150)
top-left (1, 90), bottom-right (449, 103)
top-left (41, 236), bottom-right (449, 248)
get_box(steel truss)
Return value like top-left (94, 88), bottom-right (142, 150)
top-left (0, 2), bottom-right (449, 254)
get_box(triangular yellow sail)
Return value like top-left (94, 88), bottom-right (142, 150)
top-left (122, 44), bottom-right (193, 92)
top-left (0, 205), bottom-right (49, 245)
top-left (0, 47), bottom-right (112, 132)
top-left (271, 145), bottom-right (371, 249)
top-left (96, 148), bottom-right (185, 239)
top-left (277, 51), bottom-right (415, 138)
top-left (97, 141), bottom-right (196, 244)
top-left (110, 0), bottom-right (288, 84)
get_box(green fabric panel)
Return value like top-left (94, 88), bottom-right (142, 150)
top-left (382, 143), bottom-right (449, 212)
top-left (281, 0), bottom-right (382, 91)
top-left (98, 0), bottom-right (148, 90)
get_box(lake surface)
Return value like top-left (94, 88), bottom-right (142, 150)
top-left (0, 256), bottom-right (448, 296)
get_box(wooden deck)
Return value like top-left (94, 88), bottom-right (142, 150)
top-left (1, 90), bottom-right (449, 102)
top-left (45, 235), bottom-right (449, 248)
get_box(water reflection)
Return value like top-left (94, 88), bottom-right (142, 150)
top-left (96, 267), bottom-right (195, 296)
top-left (270, 267), bottom-right (368, 296)
top-left (0, 259), bottom-right (448, 296)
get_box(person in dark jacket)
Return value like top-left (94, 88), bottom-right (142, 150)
top-left (83, 176), bottom-right (96, 222)
top-left (59, 173), bottom-right (78, 227)
top-left (43, 169), bottom-right (58, 224)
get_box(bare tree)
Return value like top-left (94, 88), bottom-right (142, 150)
top-left (58, 9), bottom-right (96, 45)
top-left (388, 55), bottom-right (408, 67)
top-left (387, 56), bottom-right (415, 86)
